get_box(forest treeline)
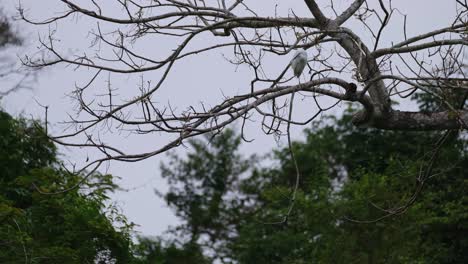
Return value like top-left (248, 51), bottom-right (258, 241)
top-left (1, 9), bottom-right (467, 263)
top-left (1, 105), bottom-right (467, 263)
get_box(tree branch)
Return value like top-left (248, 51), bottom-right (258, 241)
top-left (303, 0), bottom-right (329, 26)
top-left (334, 0), bottom-right (365, 26)
top-left (355, 110), bottom-right (468, 130)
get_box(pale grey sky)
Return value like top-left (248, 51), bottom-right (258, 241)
top-left (1, 0), bottom-right (459, 238)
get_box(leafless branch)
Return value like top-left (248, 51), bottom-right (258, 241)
top-left (17, 0), bottom-right (468, 190)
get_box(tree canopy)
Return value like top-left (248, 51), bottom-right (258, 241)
top-left (1, 1), bottom-right (467, 262)
top-left (0, 9), bottom-right (34, 98)
top-left (151, 107), bottom-right (468, 263)
top-left (2, 101), bottom-right (466, 263)
top-left (1, 13), bottom-right (137, 262)
top-left (16, 0), bottom-right (468, 175)
top-left (0, 110), bottom-right (136, 263)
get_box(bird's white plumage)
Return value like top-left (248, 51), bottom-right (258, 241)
top-left (290, 49), bottom-right (308, 78)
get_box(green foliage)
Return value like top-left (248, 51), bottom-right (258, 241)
top-left (0, 10), bottom-right (21, 48)
top-left (133, 236), bottom-right (209, 264)
top-left (0, 110), bottom-right (134, 263)
top-left (235, 111), bottom-right (467, 263)
top-left (155, 108), bottom-right (468, 263)
top-left (156, 129), bottom-right (253, 262)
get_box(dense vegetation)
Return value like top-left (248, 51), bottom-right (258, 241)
top-left (151, 106), bottom-right (468, 264)
top-left (1, 5), bottom-right (466, 263)
top-left (0, 111), bottom-right (136, 263)
top-left (2, 4), bottom-right (467, 263)
top-left (1, 102), bottom-right (467, 263)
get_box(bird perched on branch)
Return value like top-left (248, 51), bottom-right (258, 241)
top-left (290, 48), bottom-right (308, 78)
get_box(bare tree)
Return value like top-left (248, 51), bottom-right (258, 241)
top-left (19, 0), bottom-right (468, 180)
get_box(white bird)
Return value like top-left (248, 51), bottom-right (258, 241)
top-left (290, 48), bottom-right (308, 78)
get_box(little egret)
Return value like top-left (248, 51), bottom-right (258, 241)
top-left (290, 49), bottom-right (308, 78)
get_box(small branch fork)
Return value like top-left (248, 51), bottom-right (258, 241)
top-left (18, 1), bottom-right (467, 192)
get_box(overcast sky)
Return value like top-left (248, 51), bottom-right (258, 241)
top-left (1, 0), bottom-right (459, 238)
